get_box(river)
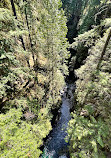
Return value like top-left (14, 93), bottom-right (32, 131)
top-left (41, 84), bottom-right (75, 158)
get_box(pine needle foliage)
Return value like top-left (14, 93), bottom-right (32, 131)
top-left (67, 4), bottom-right (111, 158)
top-left (0, 0), bottom-right (69, 157)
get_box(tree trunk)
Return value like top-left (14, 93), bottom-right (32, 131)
top-left (23, 0), bottom-right (37, 68)
top-left (10, 0), bottom-right (17, 18)
top-left (97, 28), bottom-right (111, 71)
top-left (23, 0), bottom-right (33, 48)
top-left (10, 0), bottom-right (30, 67)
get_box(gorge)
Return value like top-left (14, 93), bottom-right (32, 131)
top-left (0, 0), bottom-right (111, 158)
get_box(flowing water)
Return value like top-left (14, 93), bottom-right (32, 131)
top-left (41, 84), bottom-right (75, 158)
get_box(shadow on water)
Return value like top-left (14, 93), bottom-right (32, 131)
top-left (41, 84), bottom-right (75, 158)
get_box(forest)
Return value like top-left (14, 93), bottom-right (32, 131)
top-left (0, 0), bottom-right (111, 158)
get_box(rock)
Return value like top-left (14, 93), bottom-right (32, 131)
top-left (80, 109), bottom-right (89, 116)
top-left (59, 155), bottom-right (67, 158)
top-left (23, 111), bottom-right (35, 120)
top-left (60, 90), bottom-right (64, 96)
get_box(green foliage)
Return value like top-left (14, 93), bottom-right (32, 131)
top-left (0, 108), bottom-right (52, 158)
top-left (67, 4), bottom-right (111, 156)
top-left (67, 113), bottom-right (108, 158)
top-left (0, 0), bottom-right (69, 157)
top-left (0, 8), bottom-right (15, 31)
top-left (78, 0), bottom-right (100, 34)
top-left (62, 0), bottom-right (82, 42)
top-left (0, 0), bottom-right (69, 106)
top-left (71, 28), bottom-right (100, 50)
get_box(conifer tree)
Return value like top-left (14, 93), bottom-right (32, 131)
top-left (0, 0), bottom-right (69, 157)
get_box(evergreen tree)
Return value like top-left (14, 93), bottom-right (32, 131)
top-left (0, 0), bottom-right (69, 157)
top-left (67, 1), bottom-right (111, 157)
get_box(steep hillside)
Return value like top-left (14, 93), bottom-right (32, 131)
top-left (0, 0), bottom-right (111, 157)
top-left (63, 0), bottom-right (111, 71)
top-left (65, 0), bottom-right (111, 157)
top-left (0, 0), bottom-right (69, 157)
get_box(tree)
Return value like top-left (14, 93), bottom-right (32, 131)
top-left (0, 0), bottom-right (69, 157)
